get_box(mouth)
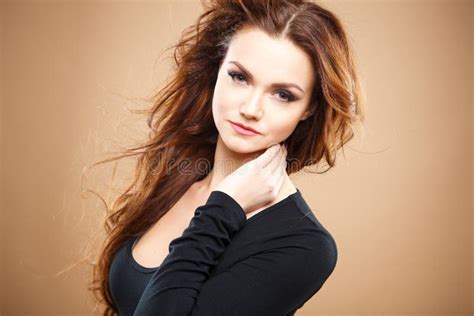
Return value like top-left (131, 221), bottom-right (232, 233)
top-left (229, 120), bottom-right (260, 136)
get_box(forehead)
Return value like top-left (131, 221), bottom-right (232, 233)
top-left (224, 26), bottom-right (314, 89)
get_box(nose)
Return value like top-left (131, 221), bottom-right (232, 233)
top-left (239, 91), bottom-right (263, 120)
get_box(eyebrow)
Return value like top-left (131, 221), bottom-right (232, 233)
top-left (228, 61), bottom-right (305, 94)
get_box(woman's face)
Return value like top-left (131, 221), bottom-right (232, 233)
top-left (212, 25), bottom-right (315, 154)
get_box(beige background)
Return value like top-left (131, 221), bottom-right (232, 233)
top-left (0, 0), bottom-right (472, 315)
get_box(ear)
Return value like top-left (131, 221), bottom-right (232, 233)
top-left (300, 108), bottom-right (315, 121)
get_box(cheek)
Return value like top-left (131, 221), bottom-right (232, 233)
top-left (267, 113), bottom-right (301, 139)
top-left (212, 93), bottom-right (230, 122)
top-left (212, 90), bottom-right (236, 134)
top-left (212, 83), bottom-right (236, 119)
top-left (212, 77), bottom-right (226, 117)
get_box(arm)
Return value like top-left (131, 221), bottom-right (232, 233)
top-left (133, 190), bottom-right (247, 315)
top-left (133, 191), bottom-right (337, 315)
top-left (189, 232), bottom-right (337, 316)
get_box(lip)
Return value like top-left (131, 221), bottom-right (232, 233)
top-left (229, 121), bottom-right (260, 136)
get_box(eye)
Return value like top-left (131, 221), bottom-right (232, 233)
top-left (276, 90), bottom-right (295, 102)
top-left (227, 71), bottom-right (247, 83)
top-left (227, 70), bottom-right (297, 103)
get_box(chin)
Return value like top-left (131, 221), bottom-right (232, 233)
top-left (218, 132), bottom-right (262, 154)
top-left (225, 139), bottom-right (258, 154)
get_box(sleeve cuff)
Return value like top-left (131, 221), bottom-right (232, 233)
top-left (206, 190), bottom-right (247, 225)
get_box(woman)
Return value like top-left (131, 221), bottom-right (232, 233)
top-left (89, 0), bottom-right (365, 314)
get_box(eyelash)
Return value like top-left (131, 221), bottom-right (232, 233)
top-left (227, 71), bottom-right (296, 102)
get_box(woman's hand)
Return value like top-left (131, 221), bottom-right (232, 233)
top-left (214, 143), bottom-right (288, 214)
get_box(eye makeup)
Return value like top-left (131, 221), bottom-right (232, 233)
top-left (227, 70), bottom-right (297, 102)
top-left (227, 61), bottom-right (305, 94)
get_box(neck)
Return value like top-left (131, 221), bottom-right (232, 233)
top-left (193, 134), bottom-right (267, 197)
top-left (193, 135), bottom-right (295, 200)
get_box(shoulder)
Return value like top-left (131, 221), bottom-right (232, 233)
top-left (272, 224), bottom-right (338, 299)
top-left (285, 190), bottom-right (339, 274)
top-left (303, 232), bottom-right (338, 280)
top-left (279, 224), bottom-right (338, 277)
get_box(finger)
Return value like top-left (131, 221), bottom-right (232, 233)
top-left (269, 144), bottom-right (287, 175)
top-left (264, 144), bottom-right (284, 176)
top-left (273, 158), bottom-right (287, 194)
top-left (254, 144), bottom-right (281, 168)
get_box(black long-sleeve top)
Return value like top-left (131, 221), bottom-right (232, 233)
top-left (108, 189), bottom-right (338, 315)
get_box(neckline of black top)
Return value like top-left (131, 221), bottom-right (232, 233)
top-left (127, 188), bottom-right (303, 273)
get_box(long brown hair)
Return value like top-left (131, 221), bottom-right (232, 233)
top-left (87, 0), bottom-right (365, 314)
